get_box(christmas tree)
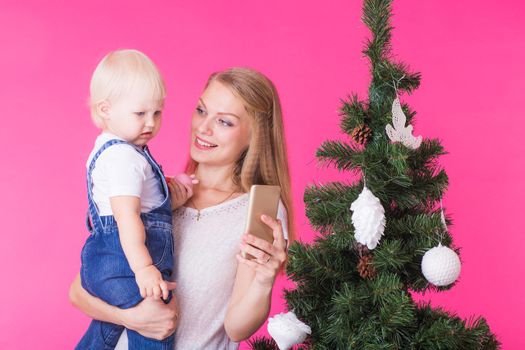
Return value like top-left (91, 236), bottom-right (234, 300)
top-left (250, 0), bottom-right (500, 349)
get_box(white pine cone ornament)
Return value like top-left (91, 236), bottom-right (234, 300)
top-left (350, 186), bottom-right (386, 249)
top-left (267, 311), bottom-right (311, 350)
top-left (421, 243), bottom-right (461, 286)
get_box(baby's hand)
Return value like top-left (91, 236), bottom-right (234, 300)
top-left (135, 265), bottom-right (169, 300)
top-left (167, 174), bottom-right (199, 210)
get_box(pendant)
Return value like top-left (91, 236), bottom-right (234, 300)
top-left (196, 210), bottom-right (201, 221)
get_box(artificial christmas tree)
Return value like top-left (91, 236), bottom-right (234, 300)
top-left (250, 0), bottom-right (499, 348)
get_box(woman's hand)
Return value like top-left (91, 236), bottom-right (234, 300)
top-left (121, 288), bottom-right (179, 340)
top-left (236, 214), bottom-right (288, 287)
top-left (69, 274), bottom-right (178, 340)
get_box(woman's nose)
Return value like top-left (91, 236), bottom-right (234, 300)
top-left (196, 116), bottom-right (213, 135)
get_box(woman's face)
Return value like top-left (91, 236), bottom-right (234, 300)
top-left (190, 80), bottom-right (252, 168)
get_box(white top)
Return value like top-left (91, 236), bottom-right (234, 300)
top-left (115, 193), bottom-right (288, 349)
top-left (86, 132), bottom-right (164, 215)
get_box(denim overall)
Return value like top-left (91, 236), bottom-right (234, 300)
top-left (76, 140), bottom-right (174, 350)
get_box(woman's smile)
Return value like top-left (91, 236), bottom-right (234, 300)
top-left (194, 136), bottom-right (218, 150)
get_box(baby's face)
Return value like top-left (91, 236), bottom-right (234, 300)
top-left (105, 89), bottom-right (164, 146)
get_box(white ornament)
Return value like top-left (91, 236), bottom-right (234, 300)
top-left (421, 243), bottom-right (461, 286)
top-left (267, 311), bottom-right (311, 350)
top-left (350, 186), bottom-right (386, 250)
top-left (385, 97), bottom-right (422, 149)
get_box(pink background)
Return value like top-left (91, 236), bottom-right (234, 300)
top-left (1, 0), bottom-right (523, 348)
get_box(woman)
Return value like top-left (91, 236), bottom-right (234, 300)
top-left (69, 67), bottom-right (294, 349)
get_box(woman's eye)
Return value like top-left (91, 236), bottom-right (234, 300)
top-left (154, 110), bottom-right (162, 117)
top-left (135, 112), bottom-right (146, 117)
top-left (218, 119), bottom-right (233, 127)
top-left (196, 107), bottom-right (206, 115)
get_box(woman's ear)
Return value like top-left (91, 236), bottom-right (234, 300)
top-left (96, 100), bottom-right (111, 120)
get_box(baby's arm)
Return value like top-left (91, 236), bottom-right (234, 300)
top-left (110, 196), bottom-right (169, 300)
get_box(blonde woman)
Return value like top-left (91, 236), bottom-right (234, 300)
top-left (70, 67), bottom-right (294, 349)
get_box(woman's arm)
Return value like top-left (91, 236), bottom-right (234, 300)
top-left (69, 273), bottom-right (178, 340)
top-left (224, 215), bottom-right (288, 341)
top-left (69, 273), bottom-right (125, 325)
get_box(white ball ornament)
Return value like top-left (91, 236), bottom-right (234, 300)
top-left (267, 311), bottom-right (312, 350)
top-left (350, 186), bottom-right (386, 250)
top-left (421, 243), bottom-right (461, 286)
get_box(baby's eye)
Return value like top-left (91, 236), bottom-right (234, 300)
top-left (135, 112), bottom-right (146, 117)
top-left (154, 110), bottom-right (162, 117)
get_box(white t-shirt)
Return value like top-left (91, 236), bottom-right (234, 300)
top-left (86, 132), bottom-right (164, 215)
top-left (115, 193), bottom-right (289, 349)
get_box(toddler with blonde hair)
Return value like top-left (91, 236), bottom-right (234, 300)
top-left (76, 49), bottom-right (193, 349)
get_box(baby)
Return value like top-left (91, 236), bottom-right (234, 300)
top-left (76, 49), bottom-right (193, 349)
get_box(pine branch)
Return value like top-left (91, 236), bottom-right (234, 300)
top-left (414, 304), bottom-right (500, 349)
top-left (304, 182), bottom-right (359, 233)
top-left (340, 94), bottom-right (369, 134)
top-left (373, 239), bottom-right (413, 272)
top-left (368, 272), bottom-right (404, 304)
top-left (407, 139), bottom-right (447, 170)
top-left (385, 212), bottom-right (452, 245)
top-left (316, 140), bottom-right (362, 172)
top-left (363, 0), bottom-right (394, 64)
top-left (286, 240), bottom-right (357, 286)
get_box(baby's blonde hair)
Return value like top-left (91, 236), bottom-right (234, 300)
top-left (89, 49), bottom-right (166, 127)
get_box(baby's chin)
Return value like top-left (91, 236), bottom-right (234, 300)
top-left (132, 135), bottom-right (156, 146)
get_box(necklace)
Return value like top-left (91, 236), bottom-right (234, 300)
top-left (189, 190), bottom-right (236, 221)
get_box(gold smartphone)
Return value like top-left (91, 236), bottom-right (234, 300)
top-left (242, 185), bottom-right (281, 260)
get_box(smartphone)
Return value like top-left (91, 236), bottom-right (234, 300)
top-left (242, 185), bottom-right (281, 260)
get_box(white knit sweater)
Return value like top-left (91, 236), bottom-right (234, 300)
top-left (116, 193), bottom-right (288, 349)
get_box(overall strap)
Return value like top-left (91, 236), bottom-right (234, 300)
top-left (141, 145), bottom-right (163, 177)
top-left (141, 145), bottom-right (171, 211)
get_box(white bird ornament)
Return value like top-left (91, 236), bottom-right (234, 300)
top-left (385, 97), bottom-right (422, 149)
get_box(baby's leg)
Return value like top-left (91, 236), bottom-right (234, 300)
top-left (75, 320), bottom-right (124, 349)
top-left (127, 329), bottom-right (174, 350)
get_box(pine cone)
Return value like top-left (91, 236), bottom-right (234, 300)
top-left (351, 124), bottom-right (372, 145)
top-left (358, 255), bottom-right (377, 279)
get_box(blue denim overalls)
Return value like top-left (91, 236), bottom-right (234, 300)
top-left (76, 139), bottom-right (174, 350)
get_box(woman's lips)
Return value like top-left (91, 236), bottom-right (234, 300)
top-left (194, 136), bottom-right (218, 150)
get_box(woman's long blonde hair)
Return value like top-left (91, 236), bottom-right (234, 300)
top-left (188, 67), bottom-right (294, 242)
